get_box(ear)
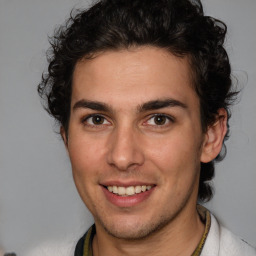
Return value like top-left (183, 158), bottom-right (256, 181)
top-left (200, 108), bottom-right (228, 163)
top-left (60, 126), bottom-right (68, 149)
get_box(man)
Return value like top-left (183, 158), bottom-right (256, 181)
top-left (38, 0), bottom-right (256, 255)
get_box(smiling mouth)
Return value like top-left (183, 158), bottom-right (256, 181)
top-left (106, 185), bottom-right (153, 196)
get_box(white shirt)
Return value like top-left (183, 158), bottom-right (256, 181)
top-left (26, 213), bottom-right (256, 256)
top-left (201, 214), bottom-right (256, 256)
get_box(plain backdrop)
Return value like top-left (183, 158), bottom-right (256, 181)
top-left (0, 0), bottom-right (255, 254)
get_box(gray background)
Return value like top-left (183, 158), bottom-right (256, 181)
top-left (0, 0), bottom-right (255, 254)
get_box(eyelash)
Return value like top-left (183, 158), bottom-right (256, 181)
top-left (81, 113), bottom-right (174, 128)
top-left (144, 114), bottom-right (174, 127)
top-left (81, 114), bottom-right (111, 127)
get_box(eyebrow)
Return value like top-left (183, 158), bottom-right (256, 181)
top-left (138, 99), bottom-right (187, 112)
top-left (72, 98), bottom-right (187, 113)
top-left (73, 99), bottom-right (111, 112)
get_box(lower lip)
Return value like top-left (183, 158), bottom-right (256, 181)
top-left (102, 186), bottom-right (155, 208)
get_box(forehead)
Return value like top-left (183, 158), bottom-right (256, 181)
top-left (72, 47), bottom-right (197, 109)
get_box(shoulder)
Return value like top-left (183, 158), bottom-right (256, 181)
top-left (219, 224), bottom-right (256, 256)
top-left (202, 213), bottom-right (256, 256)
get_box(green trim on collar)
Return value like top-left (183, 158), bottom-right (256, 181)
top-left (191, 205), bottom-right (211, 256)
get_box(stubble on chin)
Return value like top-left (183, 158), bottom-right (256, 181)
top-left (94, 196), bottom-right (191, 241)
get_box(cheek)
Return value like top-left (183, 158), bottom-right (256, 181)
top-left (147, 134), bottom-right (199, 166)
top-left (67, 137), bottom-right (106, 209)
top-left (67, 136), bottom-right (105, 181)
top-left (144, 132), bottom-right (202, 183)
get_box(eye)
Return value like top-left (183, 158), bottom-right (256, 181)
top-left (146, 114), bottom-right (173, 126)
top-left (83, 115), bottom-right (110, 126)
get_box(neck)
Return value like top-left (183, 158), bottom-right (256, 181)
top-left (93, 204), bottom-right (205, 256)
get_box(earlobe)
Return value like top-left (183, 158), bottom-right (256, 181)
top-left (200, 108), bottom-right (227, 163)
top-left (60, 126), bottom-right (68, 149)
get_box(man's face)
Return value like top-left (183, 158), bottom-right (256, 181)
top-left (65, 47), bottom-right (207, 239)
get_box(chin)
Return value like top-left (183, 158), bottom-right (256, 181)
top-left (97, 213), bottom-right (175, 240)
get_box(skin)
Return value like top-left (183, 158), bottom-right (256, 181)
top-left (62, 47), bottom-right (227, 256)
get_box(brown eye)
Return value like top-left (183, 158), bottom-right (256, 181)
top-left (153, 115), bottom-right (167, 125)
top-left (92, 115), bottom-right (104, 125)
top-left (145, 114), bottom-right (173, 127)
top-left (85, 115), bottom-right (110, 126)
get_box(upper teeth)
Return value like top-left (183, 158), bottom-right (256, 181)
top-left (107, 185), bottom-right (152, 196)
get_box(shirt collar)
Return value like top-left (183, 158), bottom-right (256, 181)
top-left (78, 205), bottom-right (211, 256)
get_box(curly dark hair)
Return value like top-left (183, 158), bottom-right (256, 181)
top-left (38, 0), bottom-right (238, 202)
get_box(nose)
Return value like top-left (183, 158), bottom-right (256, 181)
top-left (107, 126), bottom-right (145, 171)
